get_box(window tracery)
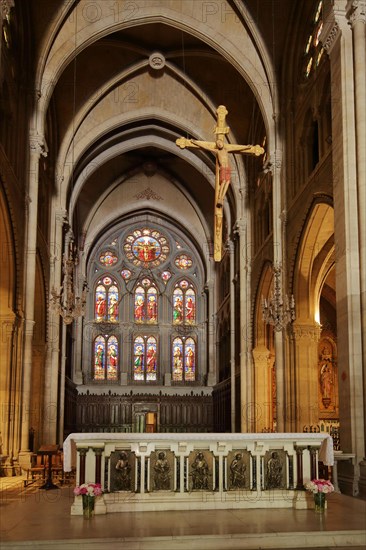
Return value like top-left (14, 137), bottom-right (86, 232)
top-left (87, 223), bottom-right (203, 385)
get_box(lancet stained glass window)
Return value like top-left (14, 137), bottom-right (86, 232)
top-left (94, 335), bottom-right (119, 381)
top-left (172, 337), bottom-right (196, 382)
top-left (134, 279), bottom-right (158, 323)
top-left (133, 335), bottom-right (157, 381)
top-left (173, 280), bottom-right (196, 325)
top-left (95, 276), bottom-right (119, 322)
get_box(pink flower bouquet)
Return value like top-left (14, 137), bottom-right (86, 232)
top-left (73, 482), bottom-right (103, 497)
top-left (305, 479), bottom-right (334, 494)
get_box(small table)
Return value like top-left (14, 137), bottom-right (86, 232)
top-left (38, 445), bottom-right (60, 490)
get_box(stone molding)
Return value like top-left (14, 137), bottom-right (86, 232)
top-left (292, 322), bottom-right (321, 342)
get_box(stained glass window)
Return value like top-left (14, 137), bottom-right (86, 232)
top-left (133, 335), bottom-right (157, 381)
top-left (99, 250), bottom-right (118, 266)
top-left (94, 335), bottom-right (119, 381)
top-left (94, 335), bottom-right (106, 380)
top-left (124, 228), bottom-right (169, 267)
top-left (107, 336), bottom-right (119, 380)
top-left (90, 224), bottom-right (201, 385)
top-left (134, 281), bottom-right (158, 323)
top-left (172, 337), bottom-right (196, 382)
top-left (175, 254), bottom-right (193, 270)
top-left (303, 1), bottom-right (324, 79)
top-left (95, 277), bottom-right (119, 322)
top-left (173, 280), bottom-right (196, 325)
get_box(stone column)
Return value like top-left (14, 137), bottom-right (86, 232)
top-left (238, 219), bottom-right (253, 432)
top-left (44, 205), bottom-right (66, 443)
top-left (346, 0), bottom-right (366, 451)
top-left (252, 345), bottom-right (271, 432)
top-left (321, 0), bottom-right (365, 494)
top-left (270, 150), bottom-right (286, 432)
top-left (291, 322), bottom-right (321, 430)
top-left (228, 239), bottom-right (236, 432)
top-left (20, 133), bottom-right (47, 452)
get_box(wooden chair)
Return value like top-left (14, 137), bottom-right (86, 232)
top-left (24, 453), bottom-right (46, 487)
top-left (51, 450), bottom-right (64, 484)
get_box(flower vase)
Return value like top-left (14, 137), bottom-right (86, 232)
top-left (82, 495), bottom-right (95, 519)
top-left (313, 492), bottom-right (326, 513)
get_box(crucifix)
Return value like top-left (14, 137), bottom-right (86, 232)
top-left (176, 105), bottom-right (264, 261)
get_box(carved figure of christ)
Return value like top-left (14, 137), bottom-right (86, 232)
top-left (176, 106), bottom-right (264, 261)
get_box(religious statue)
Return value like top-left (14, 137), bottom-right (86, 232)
top-left (115, 451), bottom-right (132, 491)
top-left (191, 452), bottom-right (210, 490)
top-left (266, 451), bottom-right (283, 489)
top-left (176, 105), bottom-right (264, 261)
top-left (230, 452), bottom-right (246, 489)
top-left (153, 451), bottom-right (171, 490)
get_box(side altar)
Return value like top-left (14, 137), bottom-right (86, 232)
top-left (63, 432), bottom-right (334, 515)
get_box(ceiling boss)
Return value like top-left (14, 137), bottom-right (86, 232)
top-left (176, 105), bottom-right (264, 261)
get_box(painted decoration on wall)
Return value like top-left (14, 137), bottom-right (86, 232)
top-left (107, 336), bottom-right (118, 380)
top-left (99, 250), bottom-right (118, 266)
top-left (318, 337), bottom-right (338, 416)
top-left (133, 336), bottom-right (145, 381)
top-left (172, 338), bottom-right (183, 381)
top-left (123, 228), bottom-right (169, 267)
top-left (175, 254), bottom-right (193, 270)
top-left (185, 337), bottom-right (196, 381)
top-left (94, 335), bottom-right (105, 380)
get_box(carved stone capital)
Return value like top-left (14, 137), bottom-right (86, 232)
top-left (29, 133), bottom-right (48, 158)
top-left (346, 0), bottom-right (366, 25)
top-left (1, 0), bottom-right (14, 19)
top-left (292, 322), bottom-right (321, 342)
top-left (55, 208), bottom-right (68, 226)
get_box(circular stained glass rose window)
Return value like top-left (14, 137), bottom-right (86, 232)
top-left (123, 228), bottom-right (169, 267)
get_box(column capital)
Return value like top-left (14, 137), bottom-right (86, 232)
top-left (292, 322), bottom-right (321, 342)
top-left (29, 132), bottom-right (48, 158)
top-left (1, 0), bottom-right (14, 19)
top-left (347, 0), bottom-right (366, 25)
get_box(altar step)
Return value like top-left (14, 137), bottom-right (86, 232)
top-left (1, 534), bottom-right (365, 549)
top-left (0, 480), bottom-right (365, 549)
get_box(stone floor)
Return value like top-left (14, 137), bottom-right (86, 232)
top-left (0, 476), bottom-right (365, 549)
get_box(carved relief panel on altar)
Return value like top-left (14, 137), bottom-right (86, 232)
top-left (150, 450), bottom-right (175, 491)
top-left (110, 450), bottom-right (136, 492)
top-left (189, 450), bottom-right (214, 491)
top-left (227, 450), bottom-right (251, 490)
top-left (264, 449), bottom-right (287, 490)
top-left (318, 337), bottom-right (338, 417)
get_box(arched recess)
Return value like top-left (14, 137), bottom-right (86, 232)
top-left (30, 253), bottom-right (47, 451)
top-left (0, 187), bottom-right (18, 459)
top-left (252, 263), bottom-right (275, 433)
top-left (291, 201), bottom-right (336, 430)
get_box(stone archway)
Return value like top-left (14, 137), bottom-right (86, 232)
top-left (291, 201), bottom-right (335, 431)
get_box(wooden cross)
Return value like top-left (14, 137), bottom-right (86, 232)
top-left (176, 105), bottom-right (264, 261)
